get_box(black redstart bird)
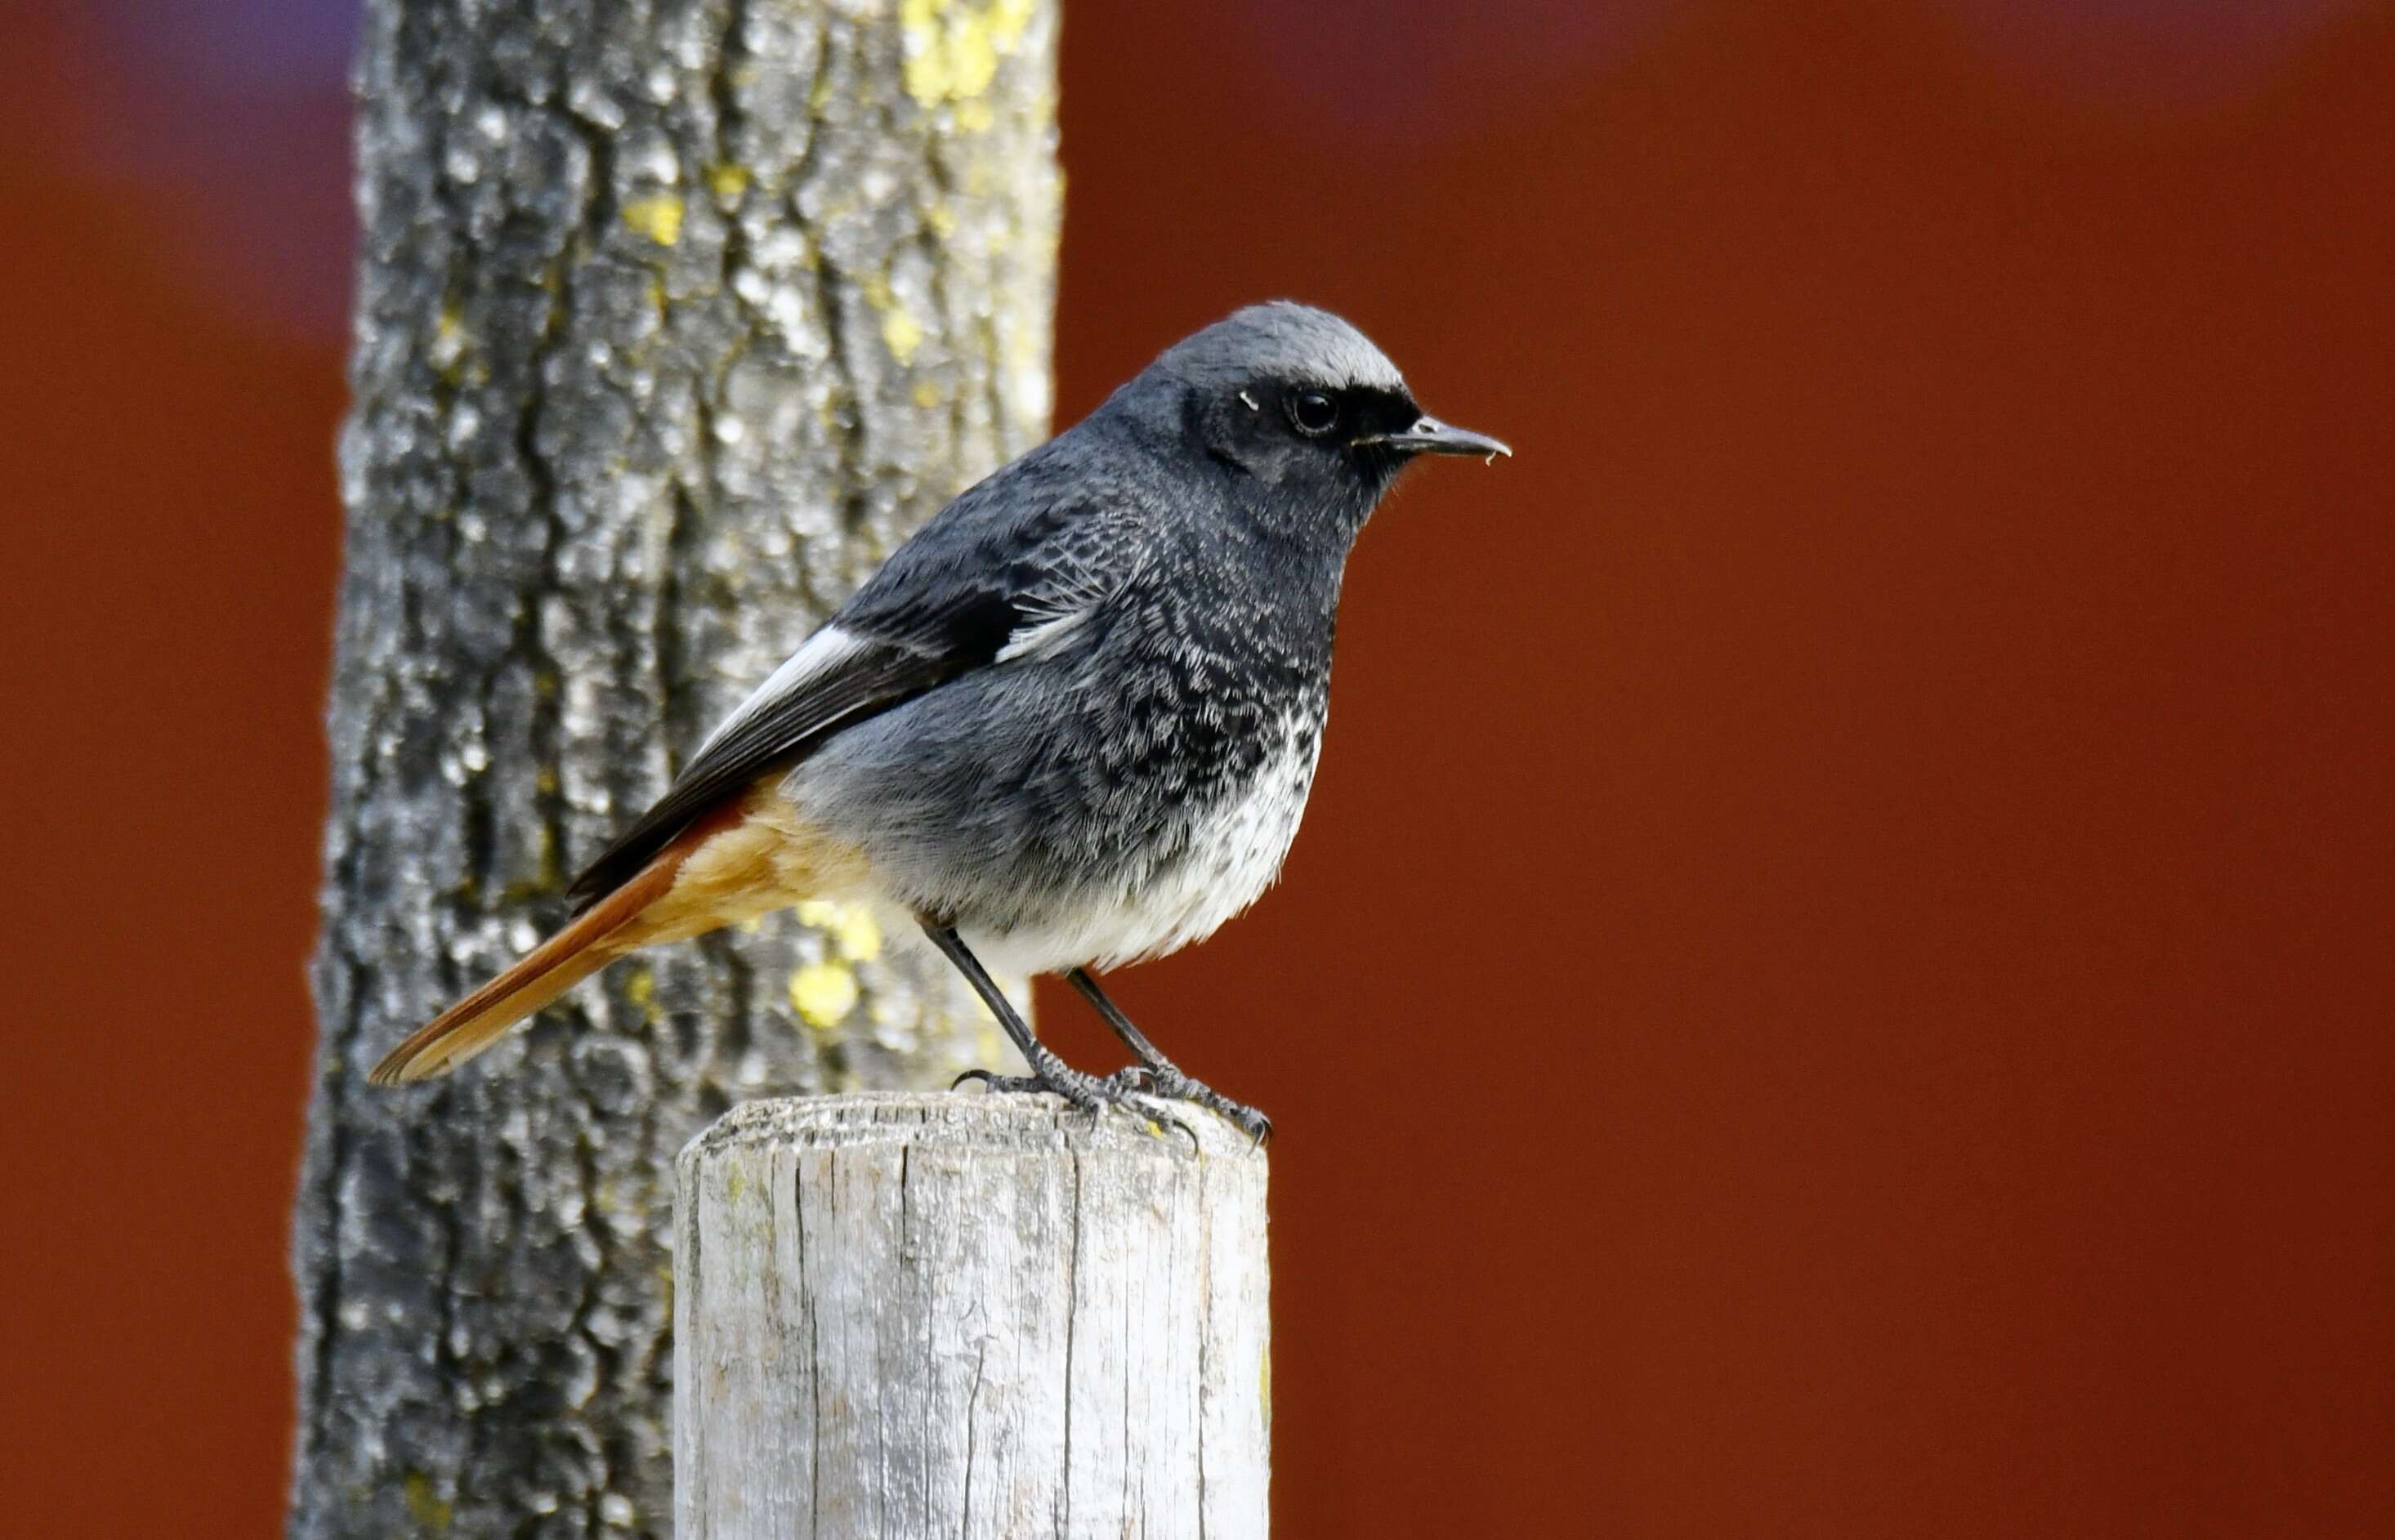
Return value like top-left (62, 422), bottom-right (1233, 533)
top-left (369, 301), bottom-right (1508, 1137)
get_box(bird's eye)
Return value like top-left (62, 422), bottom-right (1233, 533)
top-left (1287, 390), bottom-right (1340, 437)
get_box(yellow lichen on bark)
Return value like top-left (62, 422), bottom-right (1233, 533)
top-left (900, 0), bottom-right (1037, 108)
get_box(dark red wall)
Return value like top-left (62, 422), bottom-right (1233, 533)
top-left (5, 2), bottom-right (2390, 1533)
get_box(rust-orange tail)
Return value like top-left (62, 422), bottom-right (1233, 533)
top-left (367, 783), bottom-right (859, 1086)
top-left (364, 847), bottom-right (680, 1085)
top-left (365, 799), bottom-right (757, 1085)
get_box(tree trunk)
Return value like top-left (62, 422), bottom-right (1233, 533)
top-left (290, 2), bottom-right (1059, 1534)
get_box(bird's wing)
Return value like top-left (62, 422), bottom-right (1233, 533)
top-left (565, 464), bottom-right (1158, 908)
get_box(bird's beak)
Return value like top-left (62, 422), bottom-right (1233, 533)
top-left (1365, 415), bottom-right (1513, 462)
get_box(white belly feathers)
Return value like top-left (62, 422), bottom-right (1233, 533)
top-left (957, 709), bottom-right (1325, 976)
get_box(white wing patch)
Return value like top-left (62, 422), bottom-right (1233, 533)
top-left (995, 609), bottom-right (1091, 663)
top-left (995, 509), bottom-right (1154, 666)
top-left (694, 624), bottom-right (869, 758)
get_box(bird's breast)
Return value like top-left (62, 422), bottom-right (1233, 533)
top-left (959, 697), bottom-right (1328, 975)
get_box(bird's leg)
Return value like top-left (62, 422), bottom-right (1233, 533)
top-left (923, 923), bottom-right (1089, 1101)
top-left (925, 924), bottom-right (1191, 1144)
top-left (1068, 967), bottom-right (1272, 1145)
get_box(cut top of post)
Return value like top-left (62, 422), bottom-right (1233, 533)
top-left (681, 1089), bottom-right (1264, 1165)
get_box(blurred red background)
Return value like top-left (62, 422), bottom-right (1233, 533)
top-left (4, 1), bottom-right (2391, 1533)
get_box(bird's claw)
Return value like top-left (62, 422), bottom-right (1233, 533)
top-left (952, 1066), bottom-right (1030, 1093)
top-left (1133, 1065), bottom-right (1273, 1147)
top-left (953, 1063), bottom-right (1196, 1149)
top-left (1097, 1068), bottom-right (1199, 1149)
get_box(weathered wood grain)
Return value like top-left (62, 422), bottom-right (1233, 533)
top-left (676, 1094), bottom-right (1271, 1539)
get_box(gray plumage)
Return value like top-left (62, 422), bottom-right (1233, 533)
top-left (381, 301), bottom-right (1507, 1129)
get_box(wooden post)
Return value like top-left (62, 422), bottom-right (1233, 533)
top-left (675, 1094), bottom-right (1271, 1538)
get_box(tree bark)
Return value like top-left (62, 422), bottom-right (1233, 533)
top-left (290, 2), bottom-right (1058, 1534)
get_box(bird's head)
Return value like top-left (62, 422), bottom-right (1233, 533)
top-left (1119, 301), bottom-right (1508, 536)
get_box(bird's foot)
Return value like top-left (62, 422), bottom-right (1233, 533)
top-left (1118, 1064), bottom-right (1273, 1147)
top-left (952, 1064), bottom-right (1197, 1149)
